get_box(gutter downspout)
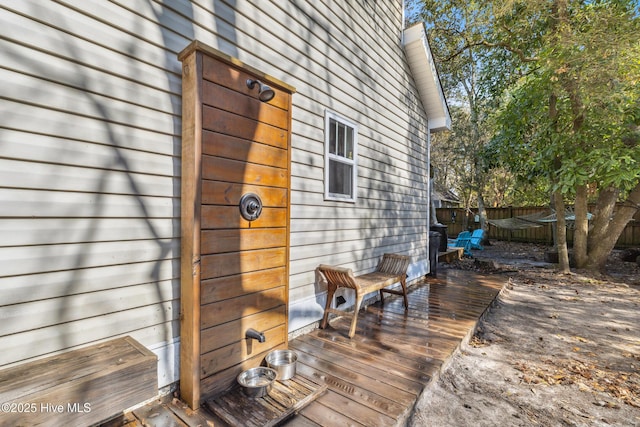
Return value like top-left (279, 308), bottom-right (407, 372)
top-left (427, 128), bottom-right (433, 228)
top-left (427, 127), bottom-right (434, 275)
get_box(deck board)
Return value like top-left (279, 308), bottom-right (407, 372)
top-left (294, 355), bottom-right (412, 416)
top-left (296, 397), bottom-right (368, 426)
top-left (315, 390), bottom-right (396, 427)
top-left (308, 328), bottom-right (441, 376)
top-left (296, 334), bottom-right (431, 390)
top-left (280, 413), bottom-right (323, 426)
top-left (294, 340), bottom-right (424, 396)
top-left (132, 401), bottom-right (189, 427)
top-left (107, 269), bottom-right (504, 426)
top-left (286, 270), bottom-right (504, 426)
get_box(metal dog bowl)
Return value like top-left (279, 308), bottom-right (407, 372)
top-left (265, 349), bottom-right (297, 380)
top-left (237, 367), bottom-right (277, 398)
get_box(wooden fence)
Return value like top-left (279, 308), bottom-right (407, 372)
top-left (436, 206), bottom-right (640, 248)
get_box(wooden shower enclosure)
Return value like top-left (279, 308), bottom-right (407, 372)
top-left (178, 41), bottom-right (295, 409)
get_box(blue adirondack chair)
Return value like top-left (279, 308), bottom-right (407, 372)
top-left (470, 229), bottom-right (485, 250)
top-left (447, 231), bottom-right (472, 256)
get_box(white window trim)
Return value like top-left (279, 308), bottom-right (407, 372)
top-left (324, 110), bottom-right (358, 202)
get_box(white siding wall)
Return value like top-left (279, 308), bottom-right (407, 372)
top-left (0, 0), bottom-right (429, 389)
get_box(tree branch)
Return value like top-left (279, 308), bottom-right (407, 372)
top-left (440, 39), bottom-right (539, 63)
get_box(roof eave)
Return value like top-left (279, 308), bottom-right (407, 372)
top-left (403, 23), bottom-right (451, 133)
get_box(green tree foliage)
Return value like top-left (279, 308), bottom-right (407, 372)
top-left (407, 0), bottom-right (502, 232)
top-left (430, 107), bottom-right (483, 209)
top-left (489, 0), bottom-right (640, 271)
top-left (410, 0), bottom-right (640, 272)
top-left (491, 1), bottom-right (640, 193)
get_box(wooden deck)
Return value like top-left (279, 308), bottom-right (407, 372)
top-left (103, 269), bottom-right (505, 427)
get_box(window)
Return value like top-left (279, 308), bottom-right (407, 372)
top-left (324, 111), bottom-right (358, 202)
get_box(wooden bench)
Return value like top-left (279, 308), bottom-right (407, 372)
top-left (317, 253), bottom-right (411, 338)
top-left (0, 336), bottom-right (157, 427)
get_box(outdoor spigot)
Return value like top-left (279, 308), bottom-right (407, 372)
top-left (245, 328), bottom-right (265, 343)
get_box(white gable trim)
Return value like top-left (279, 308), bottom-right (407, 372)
top-left (403, 23), bottom-right (451, 133)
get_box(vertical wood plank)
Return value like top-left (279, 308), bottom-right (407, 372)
top-left (284, 92), bottom-right (293, 343)
top-left (179, 48), bottom-right (203, 410)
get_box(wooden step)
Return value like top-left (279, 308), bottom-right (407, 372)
top-left (0, 336), bottom-right (157, 427)
top-left (438, 248), bottom-right (464, 263)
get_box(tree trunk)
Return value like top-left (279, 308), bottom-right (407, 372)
top-left (554, 190), bottom-right (571, 273)
top-left (477, 191), bottom-right (488, 239)
top-left (551, 0), bottom-right (588, 270)
top-left (588, 186), bottom-right (619, 245)
top-left (550, 193), bottom-right (558, 247)
top-left (586, 182), bottom-right (640, 271)
top-left (548, 90), bottom-right (569, 273)
top-left (573, 184), bottom-right (589, 267)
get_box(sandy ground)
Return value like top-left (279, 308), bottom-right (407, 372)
top-left (410, 240), bottom-right (640, 427)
